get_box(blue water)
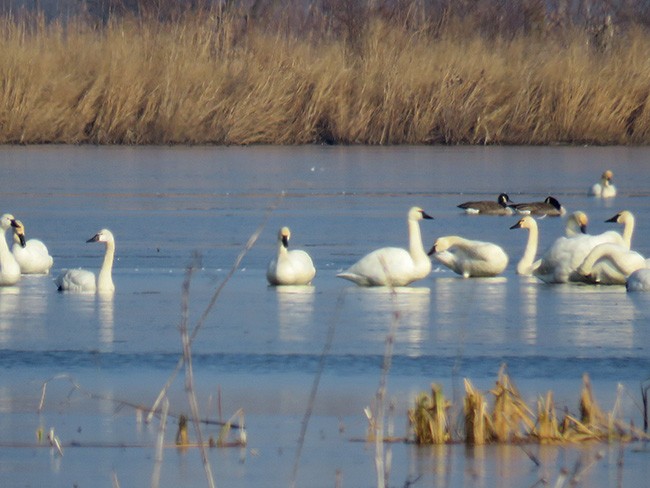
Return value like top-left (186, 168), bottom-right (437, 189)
top-left (1, 145), bottom-right (650, 487)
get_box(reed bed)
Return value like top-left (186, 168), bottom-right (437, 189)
top-left (2, 2), bottom-right (650, 145)
top-left (409, 368), bottom-right (649, 445)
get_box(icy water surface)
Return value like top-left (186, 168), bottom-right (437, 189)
top-left (1, 145), bottom-right (650, 487)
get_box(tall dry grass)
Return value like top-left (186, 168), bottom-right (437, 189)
top-left (1, 2), bottom-right (650, 145)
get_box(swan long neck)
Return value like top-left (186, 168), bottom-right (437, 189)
top-left (580, 244), bottom-right (626, 274)
top-left (97, 239), bottom-right (115, 292)
top-left (0, 228), bottom-right (11, 264)
top-left (622, 216), bottom-right (634, 249)
top-left (518, 223), bottom-right (538, 274)
top-left (408, 218), bottom-right (426, 261)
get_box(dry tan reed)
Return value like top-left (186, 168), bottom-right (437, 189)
top-left (1, 5), bottom-right (650, 145)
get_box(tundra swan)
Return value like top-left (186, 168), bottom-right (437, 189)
top-left (337, 206), bottom-right (433, 286)
top-left (576, 243), bottom-right (645, 285)
top-left (55, 229), bottom-right (115, 293)
top-left (509, 216), bottom-right (541, 275)
top-left (11, 220), bottom-right (54, 274)
top-left (457, 193), bottom-right (515, 215)
top-left (590, 170), bottom-right (616, 198)
top-left (428, 236), bottom-right (509, 278)
top-left (513, 196), bottom-right (565, 216)
top-left (0, 214), bottom-right (22, 286)
top-left (565, 211), bottom-right (588, 237)
top-left (626, 268), bottom-right (650, 292)
top-left (266, 227), bottom-right (316, 286)
top-left (604, 210), bottom-right (635, 249)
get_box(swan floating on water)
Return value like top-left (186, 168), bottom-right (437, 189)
top-left (55, 229), bottom-right (115, 293)
top-left (576, 242), bottom-right (645, 285)
top-left (512, 196), bottom-right (566, 216)
top-left (266, 227), bottom-right (316, 286)
top-left (11, 220), bottom-right (53, 274)
top-left (510, 216), bottom-right (541, 275)
top-left (626, 268), bottom-right (650, 292)
top-left (457, 193), bottom-right (515, 215)
top-left (337, 206), bottom-right (433, 286)
top-left (428, 236), bottom-right (509, 278)
top-left (590, 170), bottom-right (616, 198)
top-left (0, 214), bottom-right (22, 286)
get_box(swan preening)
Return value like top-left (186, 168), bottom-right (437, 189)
top-left (266, 227), bottom-right (316, 286)
top-left (55, 229), bottom-right (115, 293)
top-left (627, 268), bottom-right (650, 292)
top-left (576, 243), bottom-right (646, 285)
top-left (0, 214), bottom-right (22, 286)
top-left (513, 196), bottom-right (565, 216)
top-left (11, 220), bottom-right (54, 274)
top-left (590, 170), bottom-right (616, 198)
top-left (457, 193), bottom-right (515, 215)
top-left (337, 206), bottom-right (433, 286)
top-left (428, 236), bottom-right (509, 278)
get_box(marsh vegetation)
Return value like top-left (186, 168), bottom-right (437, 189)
top-left (2, 0), bottom-right (650, 145)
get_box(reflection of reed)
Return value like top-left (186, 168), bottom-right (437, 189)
top-left (276, 286), bottom-right (315, 342)
top-left (350, 287), bottom-right (430, 350)
top-left (98, 291), bottom-right (115, 347)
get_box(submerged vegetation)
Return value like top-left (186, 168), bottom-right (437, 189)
top-left (408, 367), bottom-right (649, 445)
top-left (1, 0), bottom-right (650, 145)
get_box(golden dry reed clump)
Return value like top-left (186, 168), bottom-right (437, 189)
top-left (2, 2), bottom-right (650, 145)
top-left (409, 369), bottom-right (649, 445)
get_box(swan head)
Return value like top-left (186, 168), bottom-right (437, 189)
top-left (408, 207), bottom-right (434, 222)
top-left (427, 237), bottom-right (450, 255)
top-left (565, 211), bottom-right (588, 236)
top-left (11, 219), bottom-right (26, 248)
top-left (509, 215), bottom-right (536, 230)
top-left (497, 193), bottom-right (514, 207)
top-left (605, 210), bottom-right (633, 225)
top-left (602, 170), bottom-right (614, 183)
top-left (278, 226), bottom-right (291, 248)
top-left (0, 214), bottom-right (19, 231)
top-left (87, 229), bottom-right (114, 244)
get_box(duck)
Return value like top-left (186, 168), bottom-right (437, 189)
top-left (266, 227), bottom-right (316, 286)
top-left (576, 243), bottom-right (645, 285)
top-left (626, 268), bottom-right (650, 292)
top-left (533, 211), bottom-right (627, 284)
top-left (337, 206), bottom-right (433, 286)
top-left (512, 196), bottom-right (565, 216)
top-left (11, 220), bottom-right (54, 274)
top-left (590, 170), bottom-right (616, 198)
top-left (428, 236), bottom-right (509, 278)
top-left (55, 229), bottom-right (115, 293)
top-left (457, 193), bottom-right (515, 215)
top-left (509, 216), bottom-right (540, 275)
top-left (0, 214), bottom-right (22, 286)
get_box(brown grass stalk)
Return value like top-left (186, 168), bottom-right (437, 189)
top-left (1, 4), bottom-right (650, 145)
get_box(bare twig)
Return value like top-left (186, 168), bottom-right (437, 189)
top-left (150, 397), bottom-right (169, 488)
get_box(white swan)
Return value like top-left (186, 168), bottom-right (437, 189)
top-left (512, 196), bottom-right (566, 216)
top-left (266, 227), bottom-right (316, 286)
top-left (576, 243), bottom-right (645, 285)
top-left (534, 211), bottom-right (629, 283)
top-left (337, 206), bottom-right (433, 286)
top-left (428, 236), bottom-right (508, 278)
top-left (565, 211), bottom-right (588, 237)
top-left (604, 210), bottom-right (635, 249)
top-left (11, 220), bottom-right (54, 274)
top-left (626, 268), bottom-right (650, 292)
top-left (55, 229), bottom-right (115, 293)
top-left (0, 214), bottom-right (22, 286)
top-left (509, 216), bottom-right (541, 275)
top-left (590, 170), bottom-right (616, 198)
top-left (457, 193), bottom-right (515, 215)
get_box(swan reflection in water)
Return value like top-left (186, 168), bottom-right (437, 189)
top-left (0, 286), bottom-right (21, 344)
top-left (98, 291), bottom-right (114, 347)
top-left (0, 277), bottom-right (50, 345)
top-left (275, 286), bottom-right (315, 342)
top-left (346, 286), bottom-right (430, 351)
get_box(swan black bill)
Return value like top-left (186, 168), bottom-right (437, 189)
top-left (87, 234), bottom-right (100, 243)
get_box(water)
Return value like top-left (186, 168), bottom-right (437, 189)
top-left (1, 145), bottom-right (650, 487)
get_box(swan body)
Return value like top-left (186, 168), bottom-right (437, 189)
top-left (55, 229), bottom-right (115, 293)
top-left (0, 214), bottom-right (22, 286)
top-left (590, 170), bottom-right (616, 198)
top-left (457, 193), bottom-right (514, 215)
top-left (11, 220), bottom-right (53, 274)
top-left (626, 268), bottom-right (650, 292)
top-left (428, 236), bottom-right (509, 278)
top-left (513, 196), bottom-right (566, 216)
top-left (267, 227), bottom-right (316, 286)
top-left (576, 243), bottom-right (645, 285)
top-left (510, 216), bottom-right (541, 275)
top-left (337, 206), bottom-right (433, 286)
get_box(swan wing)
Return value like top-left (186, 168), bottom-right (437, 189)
top-left (338, 247), bottom-right (424, 286)
top-left (13, 240), bottom-right (54, 274)
top-left (55, 268), bottom-right (96, 292)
